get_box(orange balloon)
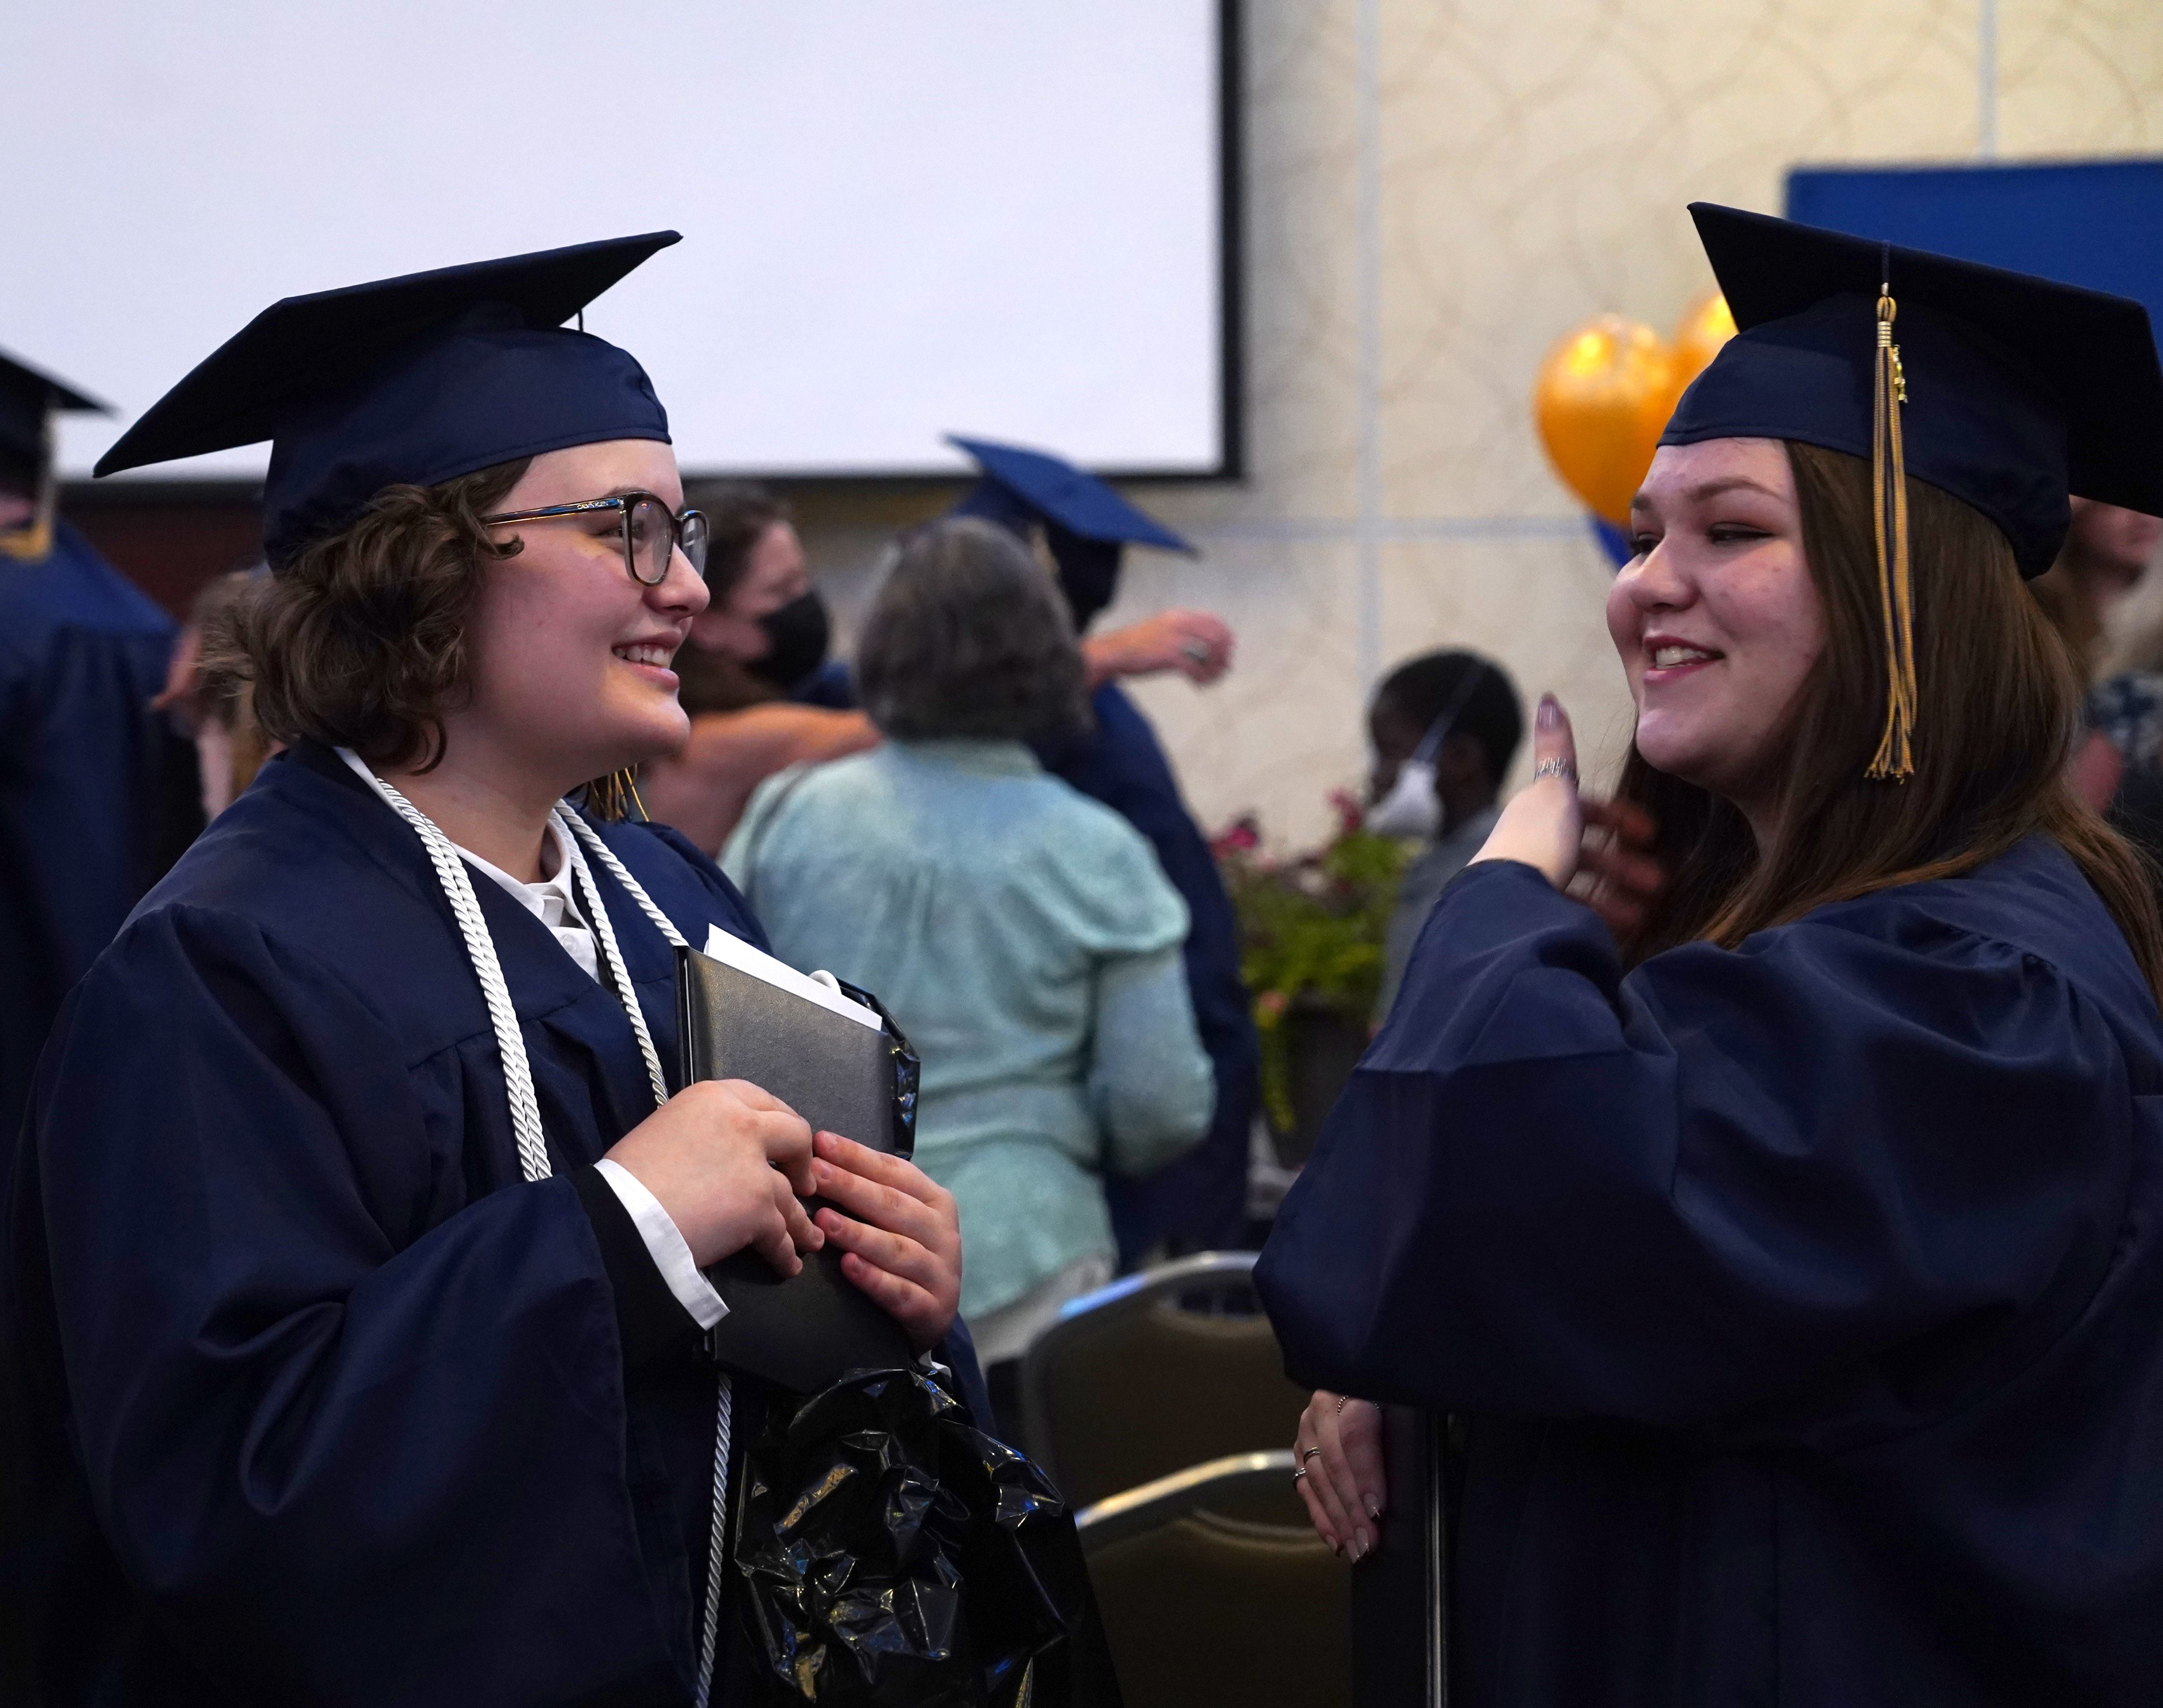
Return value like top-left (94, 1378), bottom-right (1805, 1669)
top-left (1533, 315), bottom-right (1678, 526)
top-left (1671, 289), bottom-right (1737, 387)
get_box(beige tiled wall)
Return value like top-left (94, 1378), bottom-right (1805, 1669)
top-left (789, 0), bottom-right (2163, 853)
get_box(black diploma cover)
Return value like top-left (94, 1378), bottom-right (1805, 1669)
top-left (675, 944), bottom-right (922, 1395)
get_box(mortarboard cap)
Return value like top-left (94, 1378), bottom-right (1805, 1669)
top-left (0, 347), bottom-right (108, 472)
top-left (945, 434), bottom-right (1195, 631)
top-left (97, 232), bottom-right (682, 566)
top-left (1662, 202), bottom-right (2163, 578)
top-left (1662, 202), bottom-right (2163, 779)
top-left (946, 436), bottom-right (1196, 555)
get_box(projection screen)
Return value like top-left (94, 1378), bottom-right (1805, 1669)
top-left (0, 2), bottom-right (1234, 485)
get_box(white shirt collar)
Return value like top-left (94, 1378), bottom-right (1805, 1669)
top-left (336, 748), bottom-right (600, 980)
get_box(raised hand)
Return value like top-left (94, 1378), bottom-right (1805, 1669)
top-left (1081, 609), bottom-right (1235, 687)
top-left (808, 1132), bottom-right (964, 1352)
top-left (1469, 692), bottom-right (1584, 888)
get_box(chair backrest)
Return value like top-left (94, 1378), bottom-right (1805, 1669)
top-left (1079, 1452), bottom-right (1352, 1708)
top-left (1020, 1252), bottom-right (1311, 1509)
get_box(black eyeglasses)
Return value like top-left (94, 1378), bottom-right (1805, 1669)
top-left (481, 491), bottom-right (709, 587)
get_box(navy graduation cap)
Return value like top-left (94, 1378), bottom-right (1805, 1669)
top-left (947, 434), bottom-right (1196, 630)
top-left (97, 232), bottom-right (681, 567)
top-left (0, 346), bottom-right (107, 472)
top-left (0, 348), bottom-right (109, 561)
top-left (1662, 202), bottom-right (2163, 777)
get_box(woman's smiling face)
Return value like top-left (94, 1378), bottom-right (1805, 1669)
top-left (1607, 437), bottom-right (1828, 819)
top-left (461, 438), bottom-right (708, 788)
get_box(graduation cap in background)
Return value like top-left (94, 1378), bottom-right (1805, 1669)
top-left (1661, 202), bottom-right (2163, 778)
top-left (946, 434), bottom-right (1197, 632)
top-left (97, 232), bottom-right (682, 567)
top-left (0, 348), bottom-right (110, 562)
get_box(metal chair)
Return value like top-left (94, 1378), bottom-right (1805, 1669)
top-left (1019, 1251), bottom-right (1313, 1510)
top-left (1078, 1452), bottom-right (1352, 1708)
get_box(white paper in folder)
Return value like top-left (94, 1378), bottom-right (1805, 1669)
top-left (702, 924), bottom-right (883, 1031)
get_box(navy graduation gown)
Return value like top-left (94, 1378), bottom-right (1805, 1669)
top-left (0, 519), bottom-right (190, 1160)
top-left (1045, 684), bottom-right (1259, 1258)
top-left (0, 742), bottom-right (972, 1705)
top-left (1256, 839), bottom-right (2163, 1705)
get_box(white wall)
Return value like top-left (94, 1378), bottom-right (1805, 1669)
top-left (0, 2), bottom-right (1225, 480)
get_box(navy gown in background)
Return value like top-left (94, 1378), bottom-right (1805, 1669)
top-left (1, 741), bottom-right (981, 1706)
top-left (1045, 681), bottom-right (1259, 1259)
top-left (1256, 842), bottom-right (2163, 1706)
top-left (0, 518), bottom-right (190, 1158)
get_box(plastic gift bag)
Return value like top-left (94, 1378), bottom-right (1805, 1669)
top-left (735, 1365), bottom-right (1120, 1705)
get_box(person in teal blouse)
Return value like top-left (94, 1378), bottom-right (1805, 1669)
top-left (724, 517), bottom-right (1214, 1415)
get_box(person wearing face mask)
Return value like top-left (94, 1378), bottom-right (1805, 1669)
top-left (0, 236), bottom-right (980, 1705)
top-left (636, 483), bottom-right (881, 854)
top-left (1364, 649), bottom-right (1524, 1021)
top-left (1262, 208), bottom-right (2163, 1703)
top-left (640, 474), bottom-right (1241, 862)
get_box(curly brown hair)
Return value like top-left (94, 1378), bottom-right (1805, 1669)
top-left (202, 458), bottom-right (531, 772)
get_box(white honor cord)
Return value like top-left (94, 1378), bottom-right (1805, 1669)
top-left (359, 769), bottom-right (553, 1184)
top-left (354, 764), bottom-right (731, 1704)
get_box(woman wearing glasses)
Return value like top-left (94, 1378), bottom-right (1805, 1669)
top-left (0, 236), bottom-right (969, 1705)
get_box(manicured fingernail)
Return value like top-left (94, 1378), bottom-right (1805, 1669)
top-left (1355, 1528), bottom-right (1372, 1558)
top-left (1364, 1495), bottom-right (1382, 1520)
top-left (1538, 694), bottom-right (1560, 728)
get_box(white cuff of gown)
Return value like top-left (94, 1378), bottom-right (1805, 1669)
top-left (594, 1158), bottom-right (729, 1331)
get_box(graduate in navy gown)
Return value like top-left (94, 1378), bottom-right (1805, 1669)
top-left (0, 352), bottom-right (191, 1163)
top-left (1261, 208), bottom-right (2163, 1704)
top-left (0, 235), bottom-right (977, 1706)
top-left (948, 438), bottom-right (1262, 1259)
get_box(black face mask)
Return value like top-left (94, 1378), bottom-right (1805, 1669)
top-left (746, 589), bottom-right (831, 692)
top-left (1046, 524), bottom-right (1123, 634)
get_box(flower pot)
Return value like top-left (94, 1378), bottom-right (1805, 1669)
top-left (1268, 1000), bottom-right (1371, 1168)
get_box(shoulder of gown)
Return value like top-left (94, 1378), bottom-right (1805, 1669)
top-left (1258, 836), bottom-right (2163, 1435)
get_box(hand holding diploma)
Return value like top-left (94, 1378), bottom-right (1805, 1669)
top-left (604, 1078), bottom-right (823, 1275)
top-left (810, 1132), bottom-right (964, 1352)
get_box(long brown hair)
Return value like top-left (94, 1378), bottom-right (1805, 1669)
top-left (1619, 440), bottom-right (2163, 1002)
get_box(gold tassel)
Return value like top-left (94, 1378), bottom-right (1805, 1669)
top-left (585, 768), bottom-right (648, 822)
top-left (1865, 280), bottom-right (1916, 781)
top-left (0, 417), bottom-right (56, 563)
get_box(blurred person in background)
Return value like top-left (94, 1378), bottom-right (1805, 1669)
top-left (1363, 649), bottom-right (1525, 1021)
top-left (2029, 496), bottom-right (2162, 674)
top-left (638, 483), bottom-right (879, 852)
top-left (948, 438), bottom-right (1260, 1265)
top-left (2072, 523), bottom-right (2163, 863)
top-left (725, 516), bottom-right (1214, 1430)
top-left (643, 475), bottom-right (1250, 872)
top-left (0, 348), bottom-right (196, 1708)
top-left (153, 565), bottom-right (278, 822)
top-left (0, 351), bottom-right (196, 1164)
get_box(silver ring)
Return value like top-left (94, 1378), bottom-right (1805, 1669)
top-left (1301, 1446), bottom-right (1323, 1463)
top-left (1531, 757), bottom-right (1578, 784)
top-left (1291, 1467), bottom-right (1309, 1482)
top-left (1335, 1395), bottom-right (1353, 1415)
